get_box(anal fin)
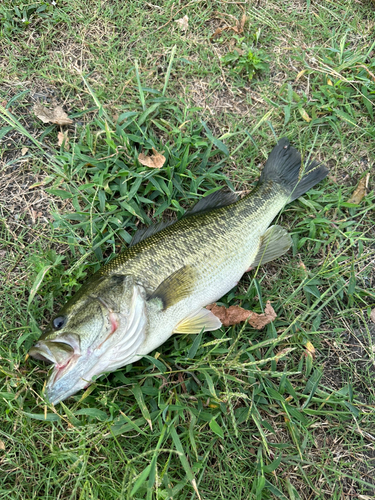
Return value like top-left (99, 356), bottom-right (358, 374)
top-left (173, 308), bottom-right (222, 334)
top-left (251, 225), bottom-right (292, 268)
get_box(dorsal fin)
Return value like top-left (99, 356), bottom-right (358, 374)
top-left (129, 220), bottom-right (176, 247)
top-left (129, 189), bottom-right (238, 246)
top-left (184, 189), bottom-right (238, 217)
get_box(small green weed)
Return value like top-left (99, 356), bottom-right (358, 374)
top-left (222, 35), bottom-right (269, 81)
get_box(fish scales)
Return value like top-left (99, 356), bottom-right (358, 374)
top-left (97, 182), bottom-right (285, 294)
top-left (29, 138), bottom-right (328, 404)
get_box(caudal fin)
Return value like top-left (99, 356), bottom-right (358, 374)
top-left (259, 138), bottom-right (328, 203)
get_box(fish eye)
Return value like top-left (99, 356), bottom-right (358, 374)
top-left (52, 316), bottom-right (66, 330)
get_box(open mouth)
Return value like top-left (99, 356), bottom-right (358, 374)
top-left (29, 335), bottom-right (81, 383)
top-left (29, 338), bottom-right (83, 403)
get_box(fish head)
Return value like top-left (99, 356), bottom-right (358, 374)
top-left (29, 274), bottom-right (148, 404)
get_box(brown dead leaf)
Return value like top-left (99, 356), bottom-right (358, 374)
top-left (299, 261), bottom-right (307, 272)
top-left (211, 26), bottom-right (235, 39)
top-left (206, 304), bottom-right (251, 326)
top-left (238, 12), bottom-right (247, 31)
top-left (206, 300), bottom-right (276, 329)
top-left (21, 147), bottom-right (29, 156)
top-left (210, 13), bottom-right (246, 40)
top-left (177, 372), bottom-right (187, 393)
top-left (328, 173), bottom-right (337, 183)
top-left (175, 15), bottom-right (188, 31)
top-left (138, 147), bottom-right (166, 169)
top-left (347, 173), bottom-right (370, 204)
top-left (210, 27), bottom-right (226, 39)
top-left (33, 104), bottom-right (73, 125)
top-left (248, 301), bottom-right (277, 329)
top-left (31, 209), bottom-right (43, 224)
top-left (371, 308), bottom-right (375, 324)
top-left (57, 131), bottom-right (70, 151)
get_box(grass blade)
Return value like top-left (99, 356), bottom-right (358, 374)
top-left (134, 59), bottom-right (146, 111)
top-left (162, 45), bottom-right (177, 96)
top-left (170, 426), bottom-right (202, 500)
top-left (132, 383), bottom-right (152, 430)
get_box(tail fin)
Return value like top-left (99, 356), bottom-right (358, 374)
top-left (259, 137), bottom-right (328, 203)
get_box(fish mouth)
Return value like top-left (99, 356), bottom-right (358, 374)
top-left (30, 332), bottom-right (104, 405)
top-left (29, 335), bottom-right (82, 402)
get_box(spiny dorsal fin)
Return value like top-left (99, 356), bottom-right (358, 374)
top-left (130, 220), bottom-right (176, 247)
top-left (184, 189), bottom-right (238, 217)
top-left (147, 265), bottom-right (196, 311)
top-left (173, 308), bottom-right (222, 334)
top-left (251, 225), bottom-right (292, 268)
top-left (130, 189), bottom-right (238, 246)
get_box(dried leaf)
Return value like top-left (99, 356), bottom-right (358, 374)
top-left (177, 372), bottom-right (187, 393)
top-left (371, 309), bottom-right (375, 324)
top-left (21, 147), bottom-right (29, 155)
top-left (328, 173), bottom-right (337, 183)
top-left (248, 301), bottom-right (277, 329)
top-left (210, 27), bottom-right (226, 40)
top-left (57, 131), bottom-right (70, 151)
top-left (138, 147), bottom-right (166, 169)
top-left (299, 261), bottom-right (307, 272)
top-left (347, 174), bottom-right (370, 204)
top-left (0, 440), bottom-right (5, 451)
top-left (175, 15), bottom-right (189, 31)
top-left (238, 13), bottom-right (247, 31)
top-left (191, 478), bottom-right (202, 500)
top-left (299, 107), bottom-right (311, 122)
top-left (210, 13), bottom-right (246, 40)
top-left (206, 304), bottom-right (251, 326)
top-left (33, 104), bottom-right (73, 125)
top-left (305, 341), bottom-right (316, 359)
top-left (295, 69), bottom-right (307, 81)
top-left (206, 300), bottom-right (276, 329)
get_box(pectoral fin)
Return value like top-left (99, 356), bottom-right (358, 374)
top-left (251, 225), bottom-right (292, 268)
top-left (148, 265), bottom-right (196, 311)
top-left (173, 308), bottom-right (222, 334)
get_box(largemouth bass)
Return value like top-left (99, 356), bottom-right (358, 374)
top-left (29, 138), bottom-right (328, 404)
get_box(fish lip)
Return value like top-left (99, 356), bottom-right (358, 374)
top-left (29, 342), bottom-right (57, 364)
top-left (29, 334), bottom-right (83, 404)
top-left (45, 354), bottom-right (82, 404)
top-left (44, 353), bottom-right (97, 405)
top-left (29, 333), bottom-right (81, 363)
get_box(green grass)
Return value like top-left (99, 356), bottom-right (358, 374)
top-left (1, 0), bottom-right (375, 498)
